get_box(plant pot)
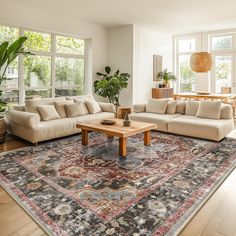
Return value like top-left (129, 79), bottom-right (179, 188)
top-left (0, 117), bottom-right (7, 144)
top-left (164, 81), bottom-right (170, 88)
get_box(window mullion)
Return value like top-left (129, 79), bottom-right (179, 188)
top-left (51, 33), bottom-right (56, 98)
top-left (19, 28), bottom-right (24, 104)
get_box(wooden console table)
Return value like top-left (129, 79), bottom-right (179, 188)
top-left (152, 88), bottom-right (173, 99)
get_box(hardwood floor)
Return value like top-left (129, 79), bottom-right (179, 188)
top-left (0, 134), bottom-right (236, 236)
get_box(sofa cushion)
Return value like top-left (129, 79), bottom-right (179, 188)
top-left (168, 115), bottom-right (234, 141)
top-left (98, 102), bottom-right (116, 113)
top-left (196, 101), bottom-right (222, 119)
top-left (129, 112), bottom-right (182, 132)
top-left (166, 100), bottom-right (177, 114)
top-left (74, 99), bottom-right (90, 115)
top-left (185, 101), bottom-right (200, 116)
top-left (66, 94), bottom-right (95, 102)
top-left (86, 100), bottom-right (102, 114)
top-left (54, 100), bottom-right (74, 118)
top-left (133, 104), bottom-right (146, 113)
top-left (65, 101), bottom-right (86, 118)
top-left (146, 99), bottom-right (169, 114)
top-left (25, 97), bottom-right (65, 119)
top-left (176, 101), bottom-right (186, 114)
top-left (38, 105), bottom-right (60, 121)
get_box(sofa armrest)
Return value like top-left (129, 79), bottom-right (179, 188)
top-left (5, 110), bottom-right (40, 129)
top-left (221, 104), bottom-right (233, 119)
top-left (133, 104), bottom-right (146, 113)
top-left (97, 102), bottom-right (116, 113)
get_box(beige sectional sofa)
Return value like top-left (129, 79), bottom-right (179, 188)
top-left (130, 99), bottom-right (234, 141)
top-left (5, 94), bottom-right (116, 144)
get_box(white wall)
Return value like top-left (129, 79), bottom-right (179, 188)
top-left (107, 25), bottom-right (173, 105)
top-left (133, 26), bottom-right (172, 103)
top-left (107, 25), bottom-right (134, 106)
top-left (0, 0), bottom-right (107, 96)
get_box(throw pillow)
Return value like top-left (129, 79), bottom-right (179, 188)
top-left (146, 99), bottom-right (169, 114)
top-left (166, 100), bottom-right (177, 114)
top-left (74, 99), bottom-right (90, 115)
top-left (196, 101), bottom-right (222, 119)
top-left (54, 100), bottom-right (74, 118)
top-left (65, 101), bottom-right (85, 118)
top-left (86, 100), bottom-right (102, 114)
top-left (37, 105), bottom-right (60, 121)
top-left (185, 101), bottom-right (200, 116)
top-left (176, 101), bottom-right (186, 114)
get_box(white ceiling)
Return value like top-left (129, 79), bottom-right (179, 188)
top-left (10, 0), bottom-right (236, 34)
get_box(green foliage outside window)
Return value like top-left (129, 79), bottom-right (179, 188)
top-left (0, 25), bottom-right (86, 102)
top-left (180, 61), bottom-right (194, 92)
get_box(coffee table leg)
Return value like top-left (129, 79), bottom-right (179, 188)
top-left (119, 137), bottom-right (127, 157)
top-left (144, 131), bottom-right (151, 146)
top-left (82, 129), bottom-right (88, 145)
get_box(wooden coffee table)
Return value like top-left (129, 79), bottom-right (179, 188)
top-left (76, 119), bottom-right (157, 157)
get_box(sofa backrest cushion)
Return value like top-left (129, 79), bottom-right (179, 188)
top-left (176, 101), bottom-right (186, 114)
top-left (38, 105), bottom-right (60, 121)
top-left (196, 101), bottom-right (222, 119)
top-left (166, 100), bottom-right (177, 114)
top-left (66, 94), bottom-right (95, 102)
top-left (185, 101), bottom-right (200, 116)
top-left (54, 100), bottom-right (74, 118)
top-left (86, 100), bottom-right (102, 114)
top-left (146, 99), bottom-right (169, 114)
top-left (65, 101), bottom-right (86, 118)
top-left (74, 99), bottom-right (90, 115)
top-left (25, 97), bottom-right (65, 119)
top-left (221, 104), bottom-right (233, 119)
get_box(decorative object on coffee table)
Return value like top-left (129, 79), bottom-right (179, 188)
top-left (76, 119), bottom-right (157, 157)
top-left (123, 112), bottom-right (131, 127)
top-left (117, 106), bottom-right (132, 119)
top-left (101, 119), bottom-right (116, 125)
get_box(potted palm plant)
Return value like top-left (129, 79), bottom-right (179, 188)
top-left (157, 69), bottom-right (177, 88)
top-left (94, 66), bottom-right (130, 106)
top-left (0, 36), bottom-right (31, 143)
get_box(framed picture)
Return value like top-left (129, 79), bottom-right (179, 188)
top-left (153, 55), bottom-right (162, 81)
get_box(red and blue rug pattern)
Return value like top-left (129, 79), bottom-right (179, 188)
top-left (0, 132), bottom-right (236, 235)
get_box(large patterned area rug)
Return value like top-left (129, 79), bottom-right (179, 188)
top-left (0, 132), bottom-right (236, 236)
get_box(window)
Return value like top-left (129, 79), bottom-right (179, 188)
top-left (214, 55), bottom-right (232, 93)
top-left (211, 35), bottom-right (232, 51)
top-left (175, 37), bottom-right (196, 92)
top-left (56, 35), bottom-right (84, 55)
top-left (179, 55), bottom-right (195, 92)
top-left (178, 39), bottom-right (195, 53)
top-left (0, 24), bottom-right (87, 104)
top-left (0, 25), bottom-right (20, 103)
top-left (55, 35), bottom-right (85, 97)
top-left (210, 34), bottom-right (235, 93)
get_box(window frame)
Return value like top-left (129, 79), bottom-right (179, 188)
top-left (209, 32), bottom-right (236, 93)
top-left (0, 23), bottom-right (88, 104)
top-left (173, 34), bottom-right (201, 93)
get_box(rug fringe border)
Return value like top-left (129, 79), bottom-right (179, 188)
top-left (0, 181), bottom-right (55, 236)
top-left (166, 162), bottom-right (236, 236)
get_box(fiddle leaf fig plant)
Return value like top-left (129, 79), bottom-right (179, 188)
top-left (0, 36), bottom-right (32, 113)
top-left (94, 66), bottom-right (130, 106)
